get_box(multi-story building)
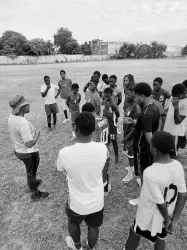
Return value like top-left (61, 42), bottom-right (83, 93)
top-left (164, 46), bottom-right (182, 58)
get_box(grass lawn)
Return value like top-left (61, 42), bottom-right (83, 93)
top-left (0, 59), bottom-right (187, 250)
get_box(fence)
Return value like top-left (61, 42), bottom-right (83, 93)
top-left (0, 54), bottom-right (109, 65)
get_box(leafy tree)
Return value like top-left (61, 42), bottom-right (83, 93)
top-left (182, 45), bottom-right (187, 56)
top-left (0, 30), bottom-right (29, 56)
top-left (151, 41), bottom-right (167, 58)
top-left (28, 38), bottom-right (54, 56)
top-left (64, 39), bottom-right (82, 54)
top-left (54, 27), bottom-right (73, 54)
top-left (135, 44), bottom-right (153, 59)
top-left (81, 42), bottom-right (92, 55)
top-left (118, 42), bottom-right (136, 58)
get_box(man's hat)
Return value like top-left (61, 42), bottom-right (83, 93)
top-left (9, 95), bottom-right (29, 115)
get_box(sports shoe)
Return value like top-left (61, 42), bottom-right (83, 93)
top-left (117, 128), bottom-right (121, 135)
top-left (69, 135), bottom-right (76, 142)
top-left (136, 178), bottom-right (141, 188)
top-left (125, 166), bottom-right (130, 171)
top-left (104, 183), bottom-right (112, 197)
top-left (63, 119), bottom-right (69, 124)
top-left (66, 236), bottom-right (83, 250)
top-left (121, 173), bottom-right (134, 183)
top-left (31, 191), bottom-right (49, 201)
top-left (129, 197), bottom-right (139, 206)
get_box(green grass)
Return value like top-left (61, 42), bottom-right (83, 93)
top-left (0, 59), bottom-right (187, 250)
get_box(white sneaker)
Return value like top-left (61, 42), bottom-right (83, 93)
top-left (104, 183), bottom-right (111, 197)
top-left (129, 197), bottom-right (139, 206)
top-left (66, 236), bottom-right (76, 249)
top-left (136, 178), bottom-right (141, 188)
top-left (117, 128), bottom-right (121, 135)
top-left (63, 119), bottom-right (69, 123)
top-left (121, 173), bottom-right (134, 183)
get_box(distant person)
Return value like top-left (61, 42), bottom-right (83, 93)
top-left (8, 95), bottom-right (49, 201)
top-left (152, 77), bottom-right (171, 107)
top-left (103, 87), bottom-right (120, 164)
top-left (41, 76), bottom-right (60, 132)
top-left (124, 131), bottom-right (187, 250)
top-left (83, 71), bottom-right (101, 93)
top-left (164, 83), bottom-right (187, 157)
top-left (82, 103), bottom-right (111, 197)
top-left (57, 112), bottom-right (108, 250)
top-left (66, 83), bottom-right (81, 142)
top-left (58, 70), bottom-right (72, 123)
top-left (85, 80), bottom-right (101, 115)
top-left (128, 82), bottom-right (160, 206)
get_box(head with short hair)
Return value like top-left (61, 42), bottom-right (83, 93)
top-left (172, 83), bottom-right (185, 99)
top-left (60, 70), bottom-right (66, 79)
top-left (71, 83), bottom-right (79, 94)
top-left (109, 75), bottom-right (117, 88)
top-left (93, 71), bottom-right (101, 79)
top-left (75, 112), bottom-right (95, 137)
top-left (123, 74), bottom-right (135, 89)
top-left (153, 77), bottom-right (163, 92)
top-left (133, 82), bottom-right (152, 106)
top-left (151, 131), bottom-right (174, 156)
top-left (182, 80), bottom-right (187, 92)
top-left (89, 80), bottom-right (97, 92)
top-left (44, 75), bottom-right (50, 85)
top-left (82, 103), bottom-right (95, 113)
top-left (91, 75), bottom-right (99, 85)
top-left (103, 87), bottom-right (113, 101)
top-left (102, 74), bottom-right (109, 84)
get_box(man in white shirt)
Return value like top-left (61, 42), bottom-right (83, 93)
top-left (57, 112), bottom-right (108, 250)
top-left (8, 95), bottom-right (49, 201)
top-left (41, 76), bottom-right (60, 132)
top-left (124, 131), bottom-right (187, 250)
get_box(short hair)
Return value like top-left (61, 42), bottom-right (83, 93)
top-left (172, 84), bottom-right (185, 97)
top-left (104, 87), bottom-right (113, 95)
top-left (75, 112), bottom-right (95, 136)
top-left (152, 131), bottom-right (174, 154)
top-left (71, 83), bottom-right (79, 89)
top-left (182, 79), bottom-right (187, 88)
top-left (44, 75), bottom-right (50, 80)
top-left (153, 77), bottom-right (163, 85)
top-left (93, 71), bottom-right (101, 78)
top-left (102, 74), bottom-right (108, 81)
top-left (82, 103), bottom-right (95, 112)
top-left (89, 79), bottom-right (97, 86)
top-left (91, 76), bottom-right (98, 84)
top-left (60, 70), bottom-right (66, 74)
top-left (109, 75), bottom-right (117, 81)
top-left (133, 82), bottom-right (152, 97)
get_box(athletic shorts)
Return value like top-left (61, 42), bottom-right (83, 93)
top-left (133, 221), bottom-right (167, 243)
top-left (45, 103), bottom-right (59, 116)
top-left (65, 203), bottom-right (104, 228)
top-left (108, 126), bottom-right (117, 141)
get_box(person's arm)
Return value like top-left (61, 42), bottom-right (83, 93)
top-left (20, 124), bottom-right (40, 148)
top-left (66, 96), bottom-right (70, 107)
top-left (78, 94), bottom-right (81, 103)
top-left (41, 85), bottom-right (50, 98)
top-left (25, 131), bottom-right (40, 148)
top-left (117, 91), bottom-right (122, 105)
top-left (123, 127), bottom-right (136, 142)
top-left (83, 82), bottom-right (89, 93)
top-left (57, 151), bottom-right (65, 172)
top-left (172, 192), bottom-right (187, 223)
top-left (55, 86), bottom-right (61, 99)
top-left (172, 97), bottom-right (186, 124)
top-left (141, 113), bottom-right (153, 145)
top-left (157, 203), bottom-right (171, 228)
top-left (145, 132), bottom-right (152, 145)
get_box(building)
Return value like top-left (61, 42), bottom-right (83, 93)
top-left (91, 39), bottom-right (108, 55)
top-left (107, 41), bottom-right (124, 55)
top-left (164, 46), bottom-right (182, 58)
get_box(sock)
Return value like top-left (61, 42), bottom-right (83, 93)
top-left (64, 110), bottom-right (68, 119)
top-left (48, 123), bottom-right (51, 128)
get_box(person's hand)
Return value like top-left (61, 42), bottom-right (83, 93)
top-left (47, 85), bottom-right (51, 90)
top-left (121, 137), bottom-right (127, 145)
top-left (164, 218), bottom-right (172, 234)
top-left (171, 97), bottom-right (179, 110)
top-left (115, 117), bottom-right (119, 124)
top-left (35, 130), bottom-right (40, 139)
top-left (167, 221), bottom-right (177, 235)
top-left (124, 117), bottom-right (133, 124)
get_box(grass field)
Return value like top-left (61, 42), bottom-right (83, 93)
top-left (0, 59), bottom-right (187, 250)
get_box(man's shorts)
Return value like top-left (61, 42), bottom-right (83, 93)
top-left (65, 203), bottom-right (104, 228)
top-left (45, 103), bottom-right (59, 116)
top-left (108, 126), bottom-right (117, 141)
top-left (133, 221), bottom-right (167, 243)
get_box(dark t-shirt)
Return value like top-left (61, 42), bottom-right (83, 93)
top-left (152, 88), bottom-right (170, 107)
top-left (134, 103), bottom-right (160, 153)
top-left (103, 99), bottom-right (120, 128)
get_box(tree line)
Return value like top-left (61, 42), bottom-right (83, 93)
top-left (0, 27), bottom-right (187, 58)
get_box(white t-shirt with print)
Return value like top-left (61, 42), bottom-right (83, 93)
top-left (164, 97), bottom-right (187, 136)
top-left (136, 160), bottom-right (186, 236)
top-left (41, 84), bottom-right (59, 105)
top-left (8, 114), bottom-right (39, 154)
top-left (57, 141), bottom-right (108, 215)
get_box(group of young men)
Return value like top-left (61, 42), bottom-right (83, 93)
top-left (8, 69), bottom-right (187, 250)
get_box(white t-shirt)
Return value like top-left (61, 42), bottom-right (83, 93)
top-left (41, 84), bottom-right (59, 105)
top-left (136, 160), bottom-right (186, 236)
top-left (57, 141), bottom-right (108, 215)
top-left (164, 97), bottom-right (187, 136)
top-left (8, 114), bottom-right (39, 154)
top-left (97, 81), bottom-right (107, 93)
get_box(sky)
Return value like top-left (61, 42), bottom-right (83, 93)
top-left (1, 0), bottom-right (187, 46)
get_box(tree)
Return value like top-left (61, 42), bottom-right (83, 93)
top-left (182, 45), bottom-right (187, 56)
top-left (135, 44), bottom-right (153, 59)
top-left (64, 39), bottom-right (82, 54)
top-left (150, 41), bottom-right (167, 58)
top-left (28, 38), bottom-right (54, 56)
top-left (118, 42), bottom-right (136, 59)
top-left (0, 30), bottom-right (29, 56)
top-left (54, 27), bottom-right (73, 54)
top-left (81, 42), bottom-right (92, 55)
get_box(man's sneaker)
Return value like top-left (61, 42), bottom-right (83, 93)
top-left (136, 178), bottom-right (141, 188)
top-left (117, 128), bottom-right (121, 135)
top-left (66, 236), bottom-right (83, 250)
top-left (121, 173), bottom-right (134, 183)
top-left (129, 197), bottom-right (139, 206)
top-left (63, 119), bottom-right (69, 124)
top-left (31, 191), bottom-right (49, 201)
top-left (69, 135), bottom-right (76, 142)
top-left (104, 184), bottom-right (112, 197)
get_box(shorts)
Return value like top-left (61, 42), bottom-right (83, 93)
top-left (133, 221), bottom-right (167, 243)
top-left (65, 203), bottom-right (104, 228)
top-left (70, 110), bottom-right (80, 123)
top-left (108, 126), bottom-right (117, 141)
top-left (124, 140), bottom-right (134, 158)
top-left (61, 98), bottom-right (68, 111)
top-left (45, 103), bottom-right (59, 116)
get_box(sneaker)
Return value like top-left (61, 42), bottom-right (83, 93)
top-left (66, 236), bottom-right (83, 250)
top-left (125, 166), bottom-right (130, 171)
top-left (121, 173), bottom-right (134, 183)
top-left (129, 197), bottom-right (139, 206)
top-left (104, 184), bottom-right (112, 197)
top-left (136, 178), bottom-right (141, 188)
top-left (63, 119), bottom-right (69, 124)
top-left (31, 191), bottom-right (49, 201)
top-left (117, 129), bottom-right (121, 135)
top-left (69, 135), bottom-right (76, 142)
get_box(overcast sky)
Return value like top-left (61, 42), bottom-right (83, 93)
top-left (1, 0), bottom-right (187, 46)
